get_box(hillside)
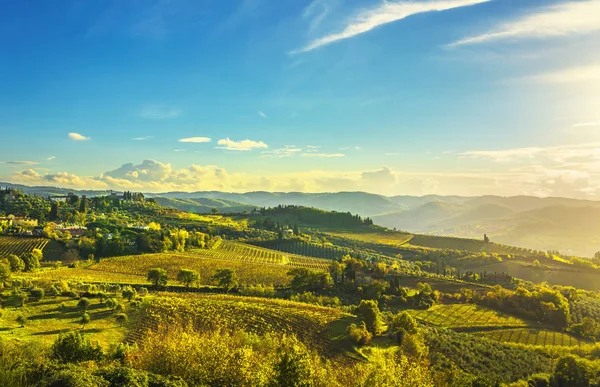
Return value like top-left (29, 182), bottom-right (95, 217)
top-left (153, 197), bottom-right (255, 214)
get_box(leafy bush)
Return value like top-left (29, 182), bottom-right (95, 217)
top-left (348, 322), bottom-right (372, 346)
top-left (51, 332), bottom-right (104, 363)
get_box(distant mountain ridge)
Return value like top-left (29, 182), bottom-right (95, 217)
top-left (3, 182), bottom-right (600, 256)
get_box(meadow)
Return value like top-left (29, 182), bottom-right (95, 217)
top-left (0, 290), bottom-right (140, 347)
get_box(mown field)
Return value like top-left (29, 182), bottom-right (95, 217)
top-left (410, 304), bottom-right (583, 347)
top-left (0, 236), bottom-right (49, 257)
top-left (129, 293), bottom-right (354, 356)
top-left (25, 242), bottom-right (330, 287)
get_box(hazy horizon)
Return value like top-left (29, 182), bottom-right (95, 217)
top-left (2, 0), bottom-right (599, 199)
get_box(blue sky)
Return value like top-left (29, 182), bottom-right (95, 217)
top-left (1, 0), bottom-right (599, 197)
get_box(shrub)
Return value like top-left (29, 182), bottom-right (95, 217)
top-left (122, 287), bottom-right (137, 302)
top-left (356, 300), bottom-right (384, 335)
top-left (348, 322), bottom-right (372, 346)
top-left (16, 315), bottom-right (27, 327)
top-left (77, 298), bottom-right (90, 311)
top-left (51, 332), bottom-right (104, 363)
top-left (30, 287), bottom-right (45, 300)
top-left (115, 313), bottom-right (128, 327)
top-left (81, 312), bottom-right (90, 326)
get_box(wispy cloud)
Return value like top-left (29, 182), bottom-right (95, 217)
top-left (133, 136), bottom-right (153, 141)
top-left (3, 161), bottom-right (39, 165)
top-left (47, 156), bottom-right (56, 161)
top-left (261, 146), bottom-right (303, 158)
top-left (459, 142), bottom-right (600, 162)
top-left (68, 132), bottom-right (90, 141)
top-left (138, 106), bottom-right (182, 120)
top-left (302, 0), bottom-right (332, 32)
top-left (216, 138), bottom-right (268, 151)
top-left (174, 149), bottom-right (186, 152)
top-left (525, 64), bottom-right (600, 84)
top-left (292, 0), bottom-right (489, 54)
top-left (573, 121), bottom-right (600, 128)
top-left (178, 137), bottom-right (212, 143)
top-left (301, 153), bottom-right (345, 158)
top-left (258, 111), bottom-right (268, 119)
top-left (449, 0), bottom-right (600, 47)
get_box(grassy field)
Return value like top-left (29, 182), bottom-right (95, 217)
top-left (325, 231), bottom-right (414, 247)
top-left (129, 293), bottom-right (354, 356)
top-left (25, 242), bottom-right (330, 287)
top-left (0, 292), bottom-right (140, 347)
top-left (409, 304), bottom-right (583, 347)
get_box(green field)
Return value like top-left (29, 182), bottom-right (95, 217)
top-left (25, 241), bottom-right (330, 287)
top-left (129, 293), bottom-right (354, 356)
top-left (325, 231), bottom-right (414, 247)
top-left (0, 291), bottom-right (140, 347)
top-left (409, 304), bottom-right (583, 347)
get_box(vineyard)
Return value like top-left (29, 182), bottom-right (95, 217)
top-left (0, 236), bottom-right (49, 257)
top-left (410, 304), bottom-right (582, 347)
top-left (410, 304), bottom-right (528, 329)
top-left (475, 328), bottom-right (584, 346)
top-left (326, 231), bottom-right (414, 247)
top-left (128, 293), bottom-right (352, 355)
top-left (28, 242), bottom-right (331, 287)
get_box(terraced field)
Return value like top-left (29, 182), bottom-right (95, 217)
top-left (128, 293), bottom-right (352, 355)
top-left (0, 236), bottom-right (49, 257)
top-left (26, 242), bottom-right (330, 287)
top-left (410, 304), bottom-right (582, 347)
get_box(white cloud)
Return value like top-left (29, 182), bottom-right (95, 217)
top-left (47, 156), bottom-right (56, 161)
top-left (573, 121), bottom-right (600, 128)
top-left (301, 153), bottom-right (345, 158)
top-left (174, 149), bottom-right (185, 152)
top-left (525, 64), bottom-right (600, 84)
top-left (258, 111), bottom-right (268, 119)
top-left (3, 161), bottom-right (39, 165)
top-left (292, 0), bottom-right (489, 54)
top-left (261, 146), bottom-right (303, 158)
top-left (133, 136), bottom-right (153, 141)
top-left (68, 132), bottom-right (90, 141)
top-left (216, 138), bottom-right (268, 151)
top-left (303, 0), bottom-right (332, 32)
top-left (178, 137), bottom-right (212, 143)
top-left (450, 0), bottom-right (600, 47)
top-left (138, 106), bottom-right (182, 120)
top-left (459, 142), bottom-right (600, 162)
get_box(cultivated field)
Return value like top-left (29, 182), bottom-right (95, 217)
top-left (410, 304), bottom-right (582, 347)
top-left (129, 293), bottom-right (353, 355)
top-left (326, 231), bottom-right (414, 247)
top-left (0, 236), bottom-right (49, 257)
top-left (25, 242), bottom-right (330, 287)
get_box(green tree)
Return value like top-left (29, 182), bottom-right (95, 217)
top-left (0, 262), bottom-right (11, 285)
top-left (81, 312), bottom-right (90, 326)
top-left (356, 300), bottom-right (384, 335)
top-left (77, 297), bottom-right (90, 311)
top-left (147, 268), bottom-right (168, 288)
top-left (7, 254), bottom-right (25, 272)
top-left (22, 249), bottom-right (42, 272)
top-left (553, 355), bottom-right (590, 387)
top-left (16, 314), bottom-right (27, 327)
top-left (177, 269), bottom-right (200, 288)
top-left (17, 292), bottom-right (28, 307)
top-left (122, 286), bottom-right (137, 302)
top-left (212, 269), bottom-right (238, 292)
